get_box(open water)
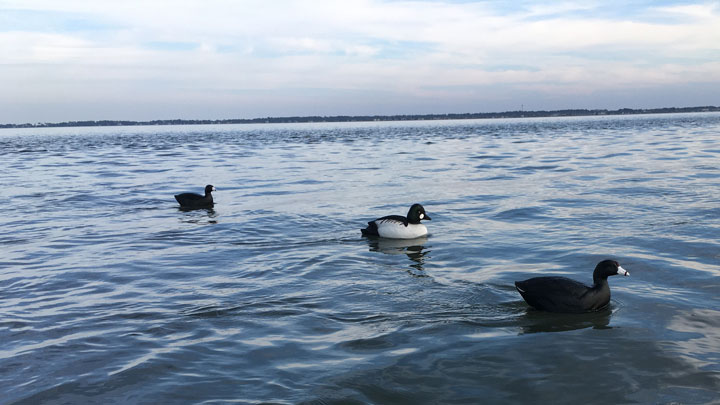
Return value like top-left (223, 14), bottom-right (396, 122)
top-left (1, 113), bottom-right (719, 404)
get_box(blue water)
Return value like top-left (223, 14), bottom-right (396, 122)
top-left (1, 113), bottom-right (719, 404)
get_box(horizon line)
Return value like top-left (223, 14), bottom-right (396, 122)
top-left (2, 105), bottom-right (719, 129)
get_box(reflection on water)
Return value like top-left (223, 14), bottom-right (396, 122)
top-left (665, 309), bottom-right (720, 371)
top-left (365, 236), bottom-right (429, 273)
top-left (2, 114), bottom-right (720, 403)
top-left (177, 206), bottom-right (218, 224)
top-left (517, 307), bottom-right (612, 334)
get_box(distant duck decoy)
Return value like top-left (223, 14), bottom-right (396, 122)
top-left (515, 259), bottom-right (629, 313)
top-left (361, 203), bottom-right (431, 239)
top-left (174, 185), bottom-right (216, 209)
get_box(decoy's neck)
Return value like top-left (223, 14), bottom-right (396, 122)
top-left (591, 276), bottom-right (609, 290)
top-left (592, 266), bottom-right (612, 285)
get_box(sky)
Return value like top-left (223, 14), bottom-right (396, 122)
top-left (1, 0), bottom-right (719, 124)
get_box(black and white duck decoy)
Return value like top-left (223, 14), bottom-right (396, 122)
top-left (361, 203), bottom-right (431, 239)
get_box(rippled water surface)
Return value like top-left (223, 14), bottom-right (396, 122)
top-left (2, 114), bottom-right (720, 404)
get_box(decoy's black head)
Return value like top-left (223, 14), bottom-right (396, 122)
top-left (407, 203), bottom-right (431, 224)
top-left (205, 185), bottom-right (216, 194)
top-left (593, 259), bottom-right (629, 281)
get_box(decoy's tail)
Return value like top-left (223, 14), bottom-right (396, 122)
top-left (361, 221), bottom-right (379, 236)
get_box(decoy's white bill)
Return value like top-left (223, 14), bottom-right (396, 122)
top-left (617, 265), bottom-right (629, 276)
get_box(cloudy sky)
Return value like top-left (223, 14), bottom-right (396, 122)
top-left (1, 0), bottom-right (719, 123)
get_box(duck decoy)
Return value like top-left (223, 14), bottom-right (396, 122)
top-left (361, 203), bottom-right (431, 239)
top-left (174, 184), bottom-right (215, 209)
top-left (515, 259), bottom-right (629, 313)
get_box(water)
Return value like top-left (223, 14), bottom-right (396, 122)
top-left (1, 113), bottom-right (719, 404)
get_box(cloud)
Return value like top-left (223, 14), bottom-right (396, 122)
top-left (0, 0), bottom-right (719, 122)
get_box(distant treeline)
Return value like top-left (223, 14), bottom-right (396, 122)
top-left (2, 106), bottom-right (719, 129)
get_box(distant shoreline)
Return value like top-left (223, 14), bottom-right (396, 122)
top-left (2, 106), bottom-right (719, 129)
